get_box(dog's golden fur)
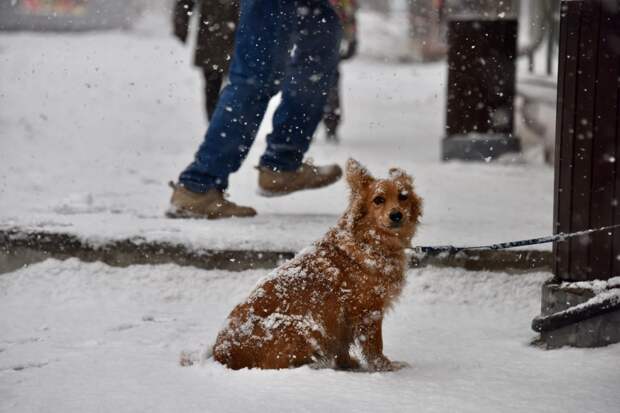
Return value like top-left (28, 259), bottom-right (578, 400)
top-left (213, 159), bottom-right (422, 370)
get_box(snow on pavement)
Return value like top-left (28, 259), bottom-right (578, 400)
top-left (1, 259), bottom-right (618, 413)
top-left (0, 9), bottom-right (613, 413)
top-left (0, 11), bottom-right (553, 252)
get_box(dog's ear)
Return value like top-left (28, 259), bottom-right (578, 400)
top-left (342, 159), bottom-right (374, 229)
top-left (346, 158), bottom-right (374, 193)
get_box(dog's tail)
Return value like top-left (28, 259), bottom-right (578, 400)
top-left (179, 344), bottom-right (213, 367)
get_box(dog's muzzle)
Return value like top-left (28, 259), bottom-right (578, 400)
top-left (389, 210), bottom-right (403, 227)
top-left (389, 210), bottom-right (402, 222)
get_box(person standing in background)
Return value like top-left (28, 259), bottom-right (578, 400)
top-left (172, 0), bottom-right (239, 121)
top-left (407, 0), bottom-right (446, 62)
top-left (323, 0), bottom-right (358, 143)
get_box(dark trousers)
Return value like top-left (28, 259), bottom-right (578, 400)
top-left (179, 0), bottom-right (342, 192)
top-left (323, 69), bottom-right (341, 138)
top-left (202, 68), bottom-right (224, 122)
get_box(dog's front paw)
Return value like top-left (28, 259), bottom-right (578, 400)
top-left (389, 360), bottom-right (410, 371)
top-left (367, 356), bottom-right (410, 372)
top-left (368, 355), bottom-right (396, 372)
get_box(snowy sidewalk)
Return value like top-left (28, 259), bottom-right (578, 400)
top-left (1, 260), bottom-right (619, 413)
top-left (1, 11), bottom-right (617, 413)
top-left (0, 13), bottom-right (554, 254)
top-left (0, 160), bottom-right (553, 253)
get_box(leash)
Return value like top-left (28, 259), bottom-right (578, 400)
top-left (412, 223), bottom-right (620, 256)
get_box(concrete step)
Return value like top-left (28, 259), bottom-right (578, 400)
top-left (0, 228), bottom-right (552, 275)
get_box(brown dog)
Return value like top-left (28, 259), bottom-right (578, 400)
top-left (212, 159), bottom-right (422, 371)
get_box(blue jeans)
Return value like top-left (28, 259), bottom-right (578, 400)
top-left (179, 0), bottom-right (342, 192)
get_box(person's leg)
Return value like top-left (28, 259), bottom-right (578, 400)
top-left (202, 68), bottom-right (224, 122)
top-left (323, 69), bottom-right (342, 141)
top-left (259, 0), bottom-right (342, 171)
top-left (179, 0), bottom-right (295, 193)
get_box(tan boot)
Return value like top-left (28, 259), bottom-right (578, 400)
top-left (257, 161), bottom-right (343, 197)
top-left (166, 183), bottom-right (256, 219)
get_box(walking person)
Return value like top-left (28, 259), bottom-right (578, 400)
top-left (172, 0), bottom-right (239, 121)
top-left (167, 0), bottom-right (344, 219)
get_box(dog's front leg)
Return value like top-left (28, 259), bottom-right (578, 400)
top-left (355, 312), bottom-right (394, 372)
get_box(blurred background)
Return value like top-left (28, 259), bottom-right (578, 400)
top-left (0, 0), bottom-right (559, 248)
top-left (0, 0), bottom-right (560, 162)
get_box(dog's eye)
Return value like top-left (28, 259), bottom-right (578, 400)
top-left (373, 196), bottom-right (385, 205)
top-left (398, 192), bottom-right (408, 201)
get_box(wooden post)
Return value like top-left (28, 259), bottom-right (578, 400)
top-left (534, 0), bottom-right (620, 348)
top-left (553, 0), bottom-right (620, 282)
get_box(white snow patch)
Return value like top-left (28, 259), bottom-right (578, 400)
top-left (1, 259), bottom-right (619, 413)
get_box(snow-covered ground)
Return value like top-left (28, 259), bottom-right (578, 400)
top-left (0, 10), bottom-right (554, 252)
top-left (1, 10), bottom-right (617, 412)
top-left (1, 259), bottom-right (619, 413)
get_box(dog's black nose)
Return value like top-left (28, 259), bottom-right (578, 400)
top-left (389, 211), bottom-right (403, 223)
